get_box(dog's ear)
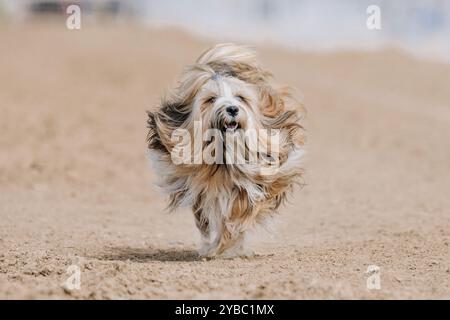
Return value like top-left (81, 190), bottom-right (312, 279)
top-left (259, 85), bottom-right (283, 119)
top-left (146, 99), bottom-right (190, 154)
top-left (260, 86), bottom-right (304, 125)
top-left (259, 85), bottom-right (306, 146)
top-left (146, 110), bottom-right (166, 153)
top-left (147, 65), bottom-right (212, 155)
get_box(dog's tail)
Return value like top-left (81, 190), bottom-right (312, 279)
top-left (196, 43), bottom-right (272, 84)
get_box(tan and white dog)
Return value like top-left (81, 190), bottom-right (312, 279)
top-left (147, 44), bottom-right (305, 258)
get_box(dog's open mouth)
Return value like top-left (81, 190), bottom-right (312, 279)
top-left (223, 121), bottom-right (240, 132)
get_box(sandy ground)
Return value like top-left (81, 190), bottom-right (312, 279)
top-left (0, 22), bottom-right (449, 299)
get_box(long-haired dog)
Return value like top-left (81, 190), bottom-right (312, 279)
top-left (147, 44), bottom-right (305, 258)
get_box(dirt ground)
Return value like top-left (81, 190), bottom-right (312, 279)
top-left (0, 22), bottom-right (449, 299)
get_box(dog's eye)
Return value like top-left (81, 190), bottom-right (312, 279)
top-left (205, 96), bottom-right (216, 104)
top-left (235, 95), bottom-right (246, 102)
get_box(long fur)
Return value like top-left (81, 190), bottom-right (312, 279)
top-left (147, 43), bottom-right (305, 257)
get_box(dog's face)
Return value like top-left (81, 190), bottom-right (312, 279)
top-left (192, 75), bottom-right (259, 134)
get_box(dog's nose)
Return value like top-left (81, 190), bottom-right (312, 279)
top-left (226, 105), bottom-right (239, 117)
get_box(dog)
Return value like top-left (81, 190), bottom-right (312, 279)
top-left (147, 43), bottom-right (305, 258)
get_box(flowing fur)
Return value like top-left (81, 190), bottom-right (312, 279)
top-left (147, 43), bottom-right (305, 257)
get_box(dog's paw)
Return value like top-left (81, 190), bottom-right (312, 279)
top-left (198, 242), bottom-right (219, 259)
top-left (220, 246), bottom-right (255, 259)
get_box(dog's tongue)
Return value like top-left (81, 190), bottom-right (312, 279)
top-left (225, 121), bottom-right (238, 131)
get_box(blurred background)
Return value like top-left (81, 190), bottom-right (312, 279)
top-left (1, 0), bottom-right (450, 62)
top-left (1, 0), bottom-right (450, 299)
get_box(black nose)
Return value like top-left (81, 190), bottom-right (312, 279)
top-left (226, 105), bottom-right (239, 117)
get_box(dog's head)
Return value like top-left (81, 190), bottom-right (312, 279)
top-left (192, 73), bottom-right (259, 134)
top-left (147, 43), bottom-right (304, 167)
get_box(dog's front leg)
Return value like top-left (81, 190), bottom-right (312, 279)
top-left (200, 221), bottom-right (249, 258)
top-left (193, 207), bottom-right (214, 257)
